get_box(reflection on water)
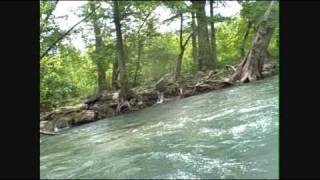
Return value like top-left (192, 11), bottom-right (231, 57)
top-left (41, 76), bottom-right (279, 179)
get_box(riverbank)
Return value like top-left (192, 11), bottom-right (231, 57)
top-left (40, 59), bottom-right (276, 134)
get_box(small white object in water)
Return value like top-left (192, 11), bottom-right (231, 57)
top-left (157, 92), bottom-right (164, 104)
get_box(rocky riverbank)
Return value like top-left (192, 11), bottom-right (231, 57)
top-left (40, 60), bottom-right (276, 134)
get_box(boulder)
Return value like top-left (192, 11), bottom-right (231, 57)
top-left (54, 117), bottom-right (71, 129)
top-left (40, 121), bottom-right (55, 132)
top-left (71, 110), bottom-right (97, 125)
top-left (163, 83), bottom-right (180, 97)
top-left (90, 103), bottom-right (115, 119)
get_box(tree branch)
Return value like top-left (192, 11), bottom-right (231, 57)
top-left (137, 11), bottom-right (152, 36)
top-left (182, 31), bottom-right (194, 50)
top-left (263, 0), bottom-right (275, 21)
top-left (179, 13), bottom-right (183, 49)
top-left (40, 0), bottom-right (59, 34)
top-left (40, 4), bottom-right (101, 60)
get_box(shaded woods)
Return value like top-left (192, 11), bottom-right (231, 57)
top-left (40, 1), bottom-right (278, 133)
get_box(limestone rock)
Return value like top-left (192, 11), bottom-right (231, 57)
top-left (72, 110), bottom-right (97, 125)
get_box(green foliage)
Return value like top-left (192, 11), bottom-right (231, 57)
top-left (40, 1), bottom-right (279, 111)
top-left (40, 46), bottom-right (97, 111)
top-left (142, 33), bottom-right (180, 82)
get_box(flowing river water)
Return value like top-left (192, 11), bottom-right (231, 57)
top-left (40, 76), bottom-right (279, 179)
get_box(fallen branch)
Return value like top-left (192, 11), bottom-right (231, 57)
top-left (206, 70), bottom-right (224, 80)
top-left (84, 92), bottom-right (103, 105)
top-left (225, 65), bottom-right (236, 72)
top-left (40, 111), bottom-right (55, 120)
top-left (40, 130), bottom-right (58, 135)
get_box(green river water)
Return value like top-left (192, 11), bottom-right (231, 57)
top-left (40, 76), bottom-right (279, 179)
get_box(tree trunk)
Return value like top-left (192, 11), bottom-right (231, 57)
top-left (90, 2), bottom-right (106, 94)
top-left (133, 12), bottom-right (151, 86)
top-left (240, 20), bottom-right (252, 57)
top-left (191, 11), bottom-right (198, 70)
top-left (112, 55), bottom-right (119, 89)
top-left (175, 36), bottom-right (193, 79)
top-left (192, 0), bottom-right (214, 71)
top-left (175, 14), bottom-right (193, 80)
top-left (176, 53), bottom-right (183, 79)
top-left (133, 39), bottom-right (143, 86)
top-left (209, 0), bottom-right (218, 65)
top-left (113, 0), bottom-right (129, 98)
top-left (176, 13), bottom-right (184, 79)
top-left (231, 0), bottom-right (276, 83)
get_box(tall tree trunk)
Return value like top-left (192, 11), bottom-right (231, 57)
top-left (176, 13), bottom-right (184, 79)
top-left (133, 12), bottom-right (151, 86)
top-left (240, 20), bottom-right (252, 57)
top-left (90, 2), bottom-right (106, 94)
top-left (175, 53), bottom-right (184, 79)
top-left (209, 0), bottom-right (218, 65)
top-left (176, 13), bottom-right (193, 79)
top-left (192, 0), bottom-right (214, 71)
top-left (191, 11), bottom-right (198, 70)
top-left (175, 35), bottom-right (192, 80)
top-left (133, 39), bottom-right (143, 86)
top-left (111, 54), bottom-right (119, 89)
top-left (231, 0), bottom-right (276, 83)
top-left (113, 0), bottom-right (129, 97)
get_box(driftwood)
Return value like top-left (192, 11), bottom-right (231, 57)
top-left (40, 130), bottom-right (58, 135)
top-left (40, 111), bottom-right (55, 121)
top-left (84, 92), bottom-right (103, 105)
top-left (154, 77), bottom-right (166, 92)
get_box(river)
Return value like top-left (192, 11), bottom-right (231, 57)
top-left (40, 76), bottom-right (279, 179)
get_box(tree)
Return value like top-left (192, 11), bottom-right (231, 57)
top-left (209, 0), bottom-right (218, 66)
top-left (40, 0), bottom-right (59, 34)
top-left (191, 0), bottom-right (214, 71)
top-left (190, 3), bottom-right (198, 70)
top-left (162, 1), bottom-right (193, 79)
top-left (87, 2), bottom-right (107, 94)
top-left (231, 0), bottom-right (276, 82)
top-left (238, 1), bottom-right (271, 57)
top-left (240, 19), bottom-right (252, 57)
top-left (131, 3), bottom-right (157, 86)
top-left (40, 0), bottom-right (62, 60)
top-left (175, 13), bottom-right (193, 79)
top-left (111, 54), bottom-right (120, 89)
top-left (40, 0), bottom-right (279, 112)
top-left (113, 0), bottom-right (129, 97)
top-left (40, 2), bottom-right (101, 60)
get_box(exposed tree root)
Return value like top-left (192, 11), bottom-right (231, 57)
top-left (225, 65), bottom-right (236, 72)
